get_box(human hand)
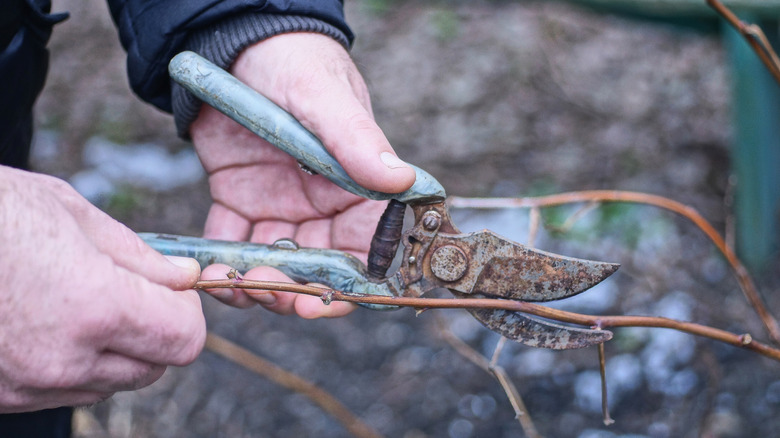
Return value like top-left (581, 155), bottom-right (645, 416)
top-left (189, 33), bottom-right (415, 318)
top-left (0, 167), bottom-right (206, 413)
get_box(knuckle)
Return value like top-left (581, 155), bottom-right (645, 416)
top-left (39, 175), bottom-right (83, 208)
top-left (78, 303), bottom-right (119, 337)
top-left (344, 111), bottom-right (378, 134)
top-left (114, 221), bottom-right (148, 257)
top-left (32, 171), bottom-right (71, 193)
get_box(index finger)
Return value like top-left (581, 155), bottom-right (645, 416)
top-left (101, 263), bottom-right (206, 366)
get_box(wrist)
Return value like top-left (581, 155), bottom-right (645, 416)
top-left (172, 14), bottom-right (350, 139)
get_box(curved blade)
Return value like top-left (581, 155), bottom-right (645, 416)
top-left (438, 230), bottom-right (619, 302)
top-left (453, 292), bottom-right (612, 349)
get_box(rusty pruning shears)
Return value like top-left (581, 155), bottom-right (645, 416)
top-left (139, 51), bottom-right (619, 350)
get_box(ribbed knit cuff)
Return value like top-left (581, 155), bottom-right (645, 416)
top-left (172, 13), bottom-right (349, 139)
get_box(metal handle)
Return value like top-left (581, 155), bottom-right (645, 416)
top-left (140, 233), bottom-right (398, 309)
top-left (169, 51), bottom-right (445, 204)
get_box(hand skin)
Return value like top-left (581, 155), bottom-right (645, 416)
top-left (0, 166), bottom-right (206, 413)
top-left (190, 33), bottom-right (416, 318)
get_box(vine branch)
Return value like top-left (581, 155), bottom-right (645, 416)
top-left (434, 316), bottom-right (541, 438)
top-left (195, 279), bottom-right (780, 362)
top-left (204, 332), bottom-right (383, 438)
top-left (707, 0), bottom-right (780, 84)
top-left (447, 191), bottom-right (780, 344)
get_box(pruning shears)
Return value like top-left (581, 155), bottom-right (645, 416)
top-left (139, 51), bottom-right (619, 350)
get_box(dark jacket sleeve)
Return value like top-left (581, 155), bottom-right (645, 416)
top-left (0, 0), bottom-right (68, 169)
top-left (106, 0), bottom-right (354, 114)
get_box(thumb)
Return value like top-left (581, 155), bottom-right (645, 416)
top-left (95, 223), bottom-right (201, 290)
top-left (231, 32), bottom-right (416, 194)
top-left (92, 223), bottom-right (201, 290)
top-left (292, 89), bottom-right (416, 195)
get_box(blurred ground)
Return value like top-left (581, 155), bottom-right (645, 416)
top-left (34, 0), bottom-right (780, 437)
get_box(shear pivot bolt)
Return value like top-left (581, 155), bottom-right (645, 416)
top-left (422, 211), bottom-right (441, 231)
top-left (430, 245), bottom-right (468, 282)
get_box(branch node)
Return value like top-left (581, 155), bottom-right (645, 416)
top-left (740, 333), bottom-right (753, 345)
top-left (321, 290), bottom-right (334, 305)
top-left (226, 268), bottom-right (243, 284)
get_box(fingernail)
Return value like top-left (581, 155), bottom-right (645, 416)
top-left (380, 152), bottom-right (410, 170)
top-left (207, 288), bottom-right (235, 301)
top-left (165, 255), bottom-right (200, 272)
top-left (249, 291), bottom-right (277, 305)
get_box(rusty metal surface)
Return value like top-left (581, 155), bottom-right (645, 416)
top-left (434, 231), bottom-right (618, 301)
top-left (394, 202), bottom-right (618, 349)
top-left (398, 203), bottom-right (619, 302)
top-left (464, 302), bottom-right (613, 349)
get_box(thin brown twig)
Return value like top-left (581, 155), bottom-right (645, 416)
top-left (204, 332), bottom-right (383, 438)
top-left (490, 337), bottom-right (508, 369)
top-left (546, 201), bottom-right (600, 234)
top-left (598, 343), bottom-right (615, 426)
top-left (195, 279), bottom-right (780, 362)
top-left (439, 206), bottom-right (544, 436)
top-left (447, 191), bottom-right (780, 344)
top-left (549, 200), bottom-right (617, 427)
top-left (706, 0), bottom-right (780, 84)
top-left (434, 316), bottom-right (541, 438)
top-left (528, 207), bottom-right (541, 248)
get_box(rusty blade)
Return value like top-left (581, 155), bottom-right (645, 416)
top-left (453, 292), bottom-right (612, 349)
top-left (436, 230), bottom-right (618, 301)
top-left (467, 308), bottom-right (612, 349)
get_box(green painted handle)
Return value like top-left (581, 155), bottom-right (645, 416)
top-left (169, 51), bottom-right (445, 204)
top-left (140, 233), bottom-right (398, 310)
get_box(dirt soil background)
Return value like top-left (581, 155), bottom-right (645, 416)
top-left (33, 1), bottom-right (780, 437)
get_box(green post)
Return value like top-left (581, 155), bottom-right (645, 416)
top-left (723, 17), bottom-right (780, 271)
